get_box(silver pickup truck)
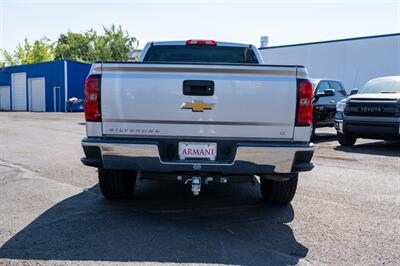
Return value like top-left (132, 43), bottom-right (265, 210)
top-left (81, 40), bottom-right (314, 204)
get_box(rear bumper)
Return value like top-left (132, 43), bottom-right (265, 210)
top-left (81, 137), bottom-right (314, 174)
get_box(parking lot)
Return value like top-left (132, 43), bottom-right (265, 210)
top-left (0, 112), bottom-right (399, 266)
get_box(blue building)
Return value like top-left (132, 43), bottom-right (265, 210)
top-left (0, 60), bottom-right (91, 112)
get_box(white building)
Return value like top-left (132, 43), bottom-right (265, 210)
top-left (259, 33), bottom-right (400, 92)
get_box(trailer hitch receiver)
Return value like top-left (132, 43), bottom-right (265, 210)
top-left (191, 176), bottom-right (201, 196)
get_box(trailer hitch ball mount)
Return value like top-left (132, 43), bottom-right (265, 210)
top-left (183, 175), bottom-right (229, 196)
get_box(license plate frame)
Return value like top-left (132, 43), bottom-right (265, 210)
top-left (178, 142), bottom-right (217, 161)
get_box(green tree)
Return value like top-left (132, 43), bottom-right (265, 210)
top-left (54, 25), bottom-right (138, 62)
top-left (1, 38), bottom-right (53, 66)
top-left (91, 25), bottom-right (138, 61)
top-left (1, 24), bottom-right (137, 66)
top-left (53, 31), bottom-right (96, 62)
top-left (1, 50), bottom-right (17, 66)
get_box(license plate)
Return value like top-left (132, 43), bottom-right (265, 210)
top-left (178, 142), bottom-right (217, 161)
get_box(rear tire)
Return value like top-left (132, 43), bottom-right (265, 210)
top-left (98, 168), bottom-right (136, 199)
top-left (337, 132), bottom-right (357, 146)
top-left (260, 174), bottom-right (298, 204)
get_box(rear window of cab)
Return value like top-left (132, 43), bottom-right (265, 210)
top-left (143, 45), bottom-right (259, 64)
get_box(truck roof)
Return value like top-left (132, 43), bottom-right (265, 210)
top-left (150, 40), bottom-right (253, 48)
top-left (310, 78), bottom-right (342, 83)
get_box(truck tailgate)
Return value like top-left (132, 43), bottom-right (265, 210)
top-left (97, 63), bottom-right (300, 140)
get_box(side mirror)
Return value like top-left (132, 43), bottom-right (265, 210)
top-left (350, 89), bottom-right (358, 95)
top-left (317, 89), bottom-right (335, 97)
top-left (324, 89), bottom-right (335, 96)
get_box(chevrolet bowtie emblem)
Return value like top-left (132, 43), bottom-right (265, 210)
top-left (181, 100), bottom-right (215, 112)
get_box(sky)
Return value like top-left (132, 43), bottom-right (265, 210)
top-left (0, 0), bottom-right (399, 53)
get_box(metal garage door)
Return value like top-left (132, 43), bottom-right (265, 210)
top-left (0, 86), bottom-right (11, 110)
top-left (29, 78), bottom-right (45, 112)
top-left (12, 72), bottom-right (27, 111)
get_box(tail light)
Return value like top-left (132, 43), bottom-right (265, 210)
top-left (186, 39), bottom-right (217, 46)
top-left (296, 79), bottom-right (313, 126)
top-left (84, 75), bottom-right (101, 121)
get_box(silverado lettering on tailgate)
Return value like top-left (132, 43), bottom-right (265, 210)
top-left (108, 127), bottom-right (161, 134)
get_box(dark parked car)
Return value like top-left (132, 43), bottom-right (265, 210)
top-left (310, 79), bottom-right (348, 138)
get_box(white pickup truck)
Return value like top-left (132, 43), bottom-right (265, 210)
top-left (81, 40), bottom-right (315, 204)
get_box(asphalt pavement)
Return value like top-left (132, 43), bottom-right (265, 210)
top-left (0, 112), bottom-right (399, 266)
